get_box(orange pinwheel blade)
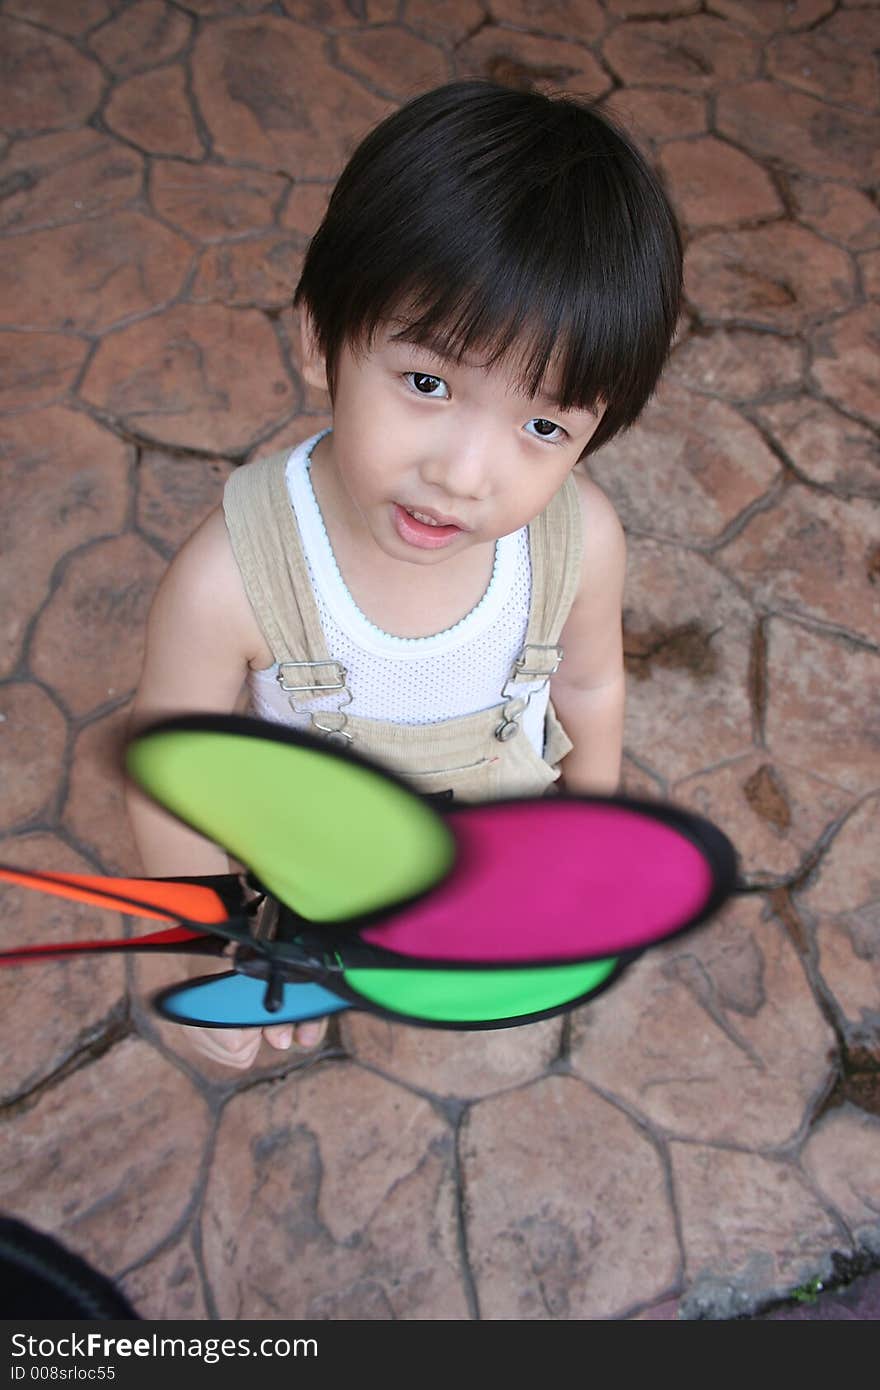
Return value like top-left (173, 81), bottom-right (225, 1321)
top-left (0, 865), bottom-right (231, 925)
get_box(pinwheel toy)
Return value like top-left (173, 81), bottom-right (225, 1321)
top-left (0, 715), bottom-right (738, 1030)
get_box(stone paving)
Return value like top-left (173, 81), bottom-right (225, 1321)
top-left (0, 0), bottom-right (878, 1322)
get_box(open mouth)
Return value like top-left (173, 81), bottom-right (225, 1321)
top-left (392, 503), bottom-right (465, 550)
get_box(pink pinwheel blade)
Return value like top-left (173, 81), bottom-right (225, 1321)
top-left (360, 799), bottom-right (725, 963)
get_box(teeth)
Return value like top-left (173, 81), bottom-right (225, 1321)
top-left (408, 509), bottom-right (442, 526)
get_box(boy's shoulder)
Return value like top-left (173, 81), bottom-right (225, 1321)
top-left (153, 506), bottom-right (272, 670)
top-left (163, 506), bottom-right (240, 599)
top-left (569, 467), bottom-right (626, 573)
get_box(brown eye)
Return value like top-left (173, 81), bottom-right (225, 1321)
top-left (406, 372), bottom-right (448, 397)
top-left (527, 417), bottom-right (563, 440)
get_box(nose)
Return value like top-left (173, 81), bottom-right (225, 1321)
top-left (418, 426), bottom-right (495, 502)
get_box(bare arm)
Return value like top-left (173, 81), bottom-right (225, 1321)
top-left (125, 507), bottom-right (326, 1065)
top-left (126, 506), bottom-right (270, 876)
top-left (549, 471), bottom-right (626, 796)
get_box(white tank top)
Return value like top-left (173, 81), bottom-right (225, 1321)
top-left (247, 432), bottom-right (549, 754)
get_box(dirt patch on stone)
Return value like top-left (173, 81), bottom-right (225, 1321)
top-left (744, 763), bottom-right (792, 831)
top-left (624, 619), bottom-right (719, 681)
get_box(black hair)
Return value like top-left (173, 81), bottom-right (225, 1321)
top-left (294, 80), bottom-right (682, 455)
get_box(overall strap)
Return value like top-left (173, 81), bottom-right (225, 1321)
top-left (223, 451), bottom-right (351, 719)
top-left (494, 472), bottom-right (584, 740)
top-left (526, 472), bottom-right (584, 648)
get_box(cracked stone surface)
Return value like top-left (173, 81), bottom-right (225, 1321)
top-left (589, 379), bottom-right (782, 544)
top-left (340, 1013), bottom-right (563, 1099)
top-left (766, 29), bottom-right (879, 112)
top-left (192, 234), bottom-right (304, 311)
top-left (811, 304), bottom-right (880, 427)
top-left (0, 332), bottom-right (89, 409)
top-left (461, 1075), bottom-right (679, 1319)
top-left (603, 15), bottom-right (759, 89)
top-left (2, 0), bottom-right (878, 1324)
top-left (150, 162), bottom-right (287, 242)
top-left (715, 81), bottom-right (880, 183)
top-left (191, 18), bottom-right (391, 179)
top-left (658, 137), bottom-right (783, 230)
top-left (795, 795), bottom-right (880, 1062)
top-left (685, 223), bottom-right (855, 332)
top-left (29, 535), bottom-right (165, 718)
top-left (202, 1064), bottom-right (468, 1319)
top-left (80, 303), bottom-right (295, 453)
top-left (457, 26), bottom-right (610, 98)
top-left (0, 17), bottom-right (104, 130)
top-left (0, 1039), bottom-right (211, 1278)
top-left (673, 753), bottom-right (855, 887)
top-left (787, 178), bottom-right (880, 253)
top-left (0, 409), bottom-right (131, 677)
top-left (336, 27), bottom-right (452, 99)
top-left (0, 685), bottom-right (68, 830)
top-left (709, 0), bottom-right (834, 33)
top-left (610, 88), bottom-right (707, 144)
top-left (716, 486), bottom-right (878, 644)
top-left (569, 897), bottom-right (836, 1149)
top-left (620, 541), bottom-right (755, 784)
top-left (89, 1), bottom-right (193, 74)
top-left (136, 451), bottom-right (234, 555)
top-left (0, 214), bottom-right (193, 334)
top-left (63, 706), bottom-right (143, 874)
top-left (0, 833), bottom-right (126, 1105)
top-left (104, 65), bottom-right (204, 159)
top-left (764, 621), bottom-right (880, 797)
top-left (755, 396), bottom-right (879, 497)
top-left (668, 327), bottom-right (805, 403)
top-left (120, 1237), bottom-right (209, 1322)
top-left (801, 1106), bottom-right (880, 1257)
top-left (673, 1144), bottom-right (844, 1317)
top-left (0, 132), bottom-right (143, 235)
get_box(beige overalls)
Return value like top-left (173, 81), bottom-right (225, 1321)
top-left (223, 451), bottom-right (583, 801)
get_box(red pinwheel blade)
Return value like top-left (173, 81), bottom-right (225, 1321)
top-left (0, 864), bottom-right (240, 965)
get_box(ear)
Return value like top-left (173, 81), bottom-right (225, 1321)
top-left (298, 309), bottom-right (329, 393)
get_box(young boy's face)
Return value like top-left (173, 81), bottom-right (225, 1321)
top-left (301, 316), bottom-right (604, 566)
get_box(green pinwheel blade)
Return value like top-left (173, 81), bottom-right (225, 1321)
top-left (344, 957), bottom-right (621, 1025)
top-left (126, 716), bottom-right (455, 921)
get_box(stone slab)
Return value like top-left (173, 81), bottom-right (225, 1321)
top-left (0, 832), bottom-right (126, 1105)
top-left (201, 1062), bottom-right (469, 1318)
top-left (80, 304), bottom-right (295, 453)
top-left (341, 1013), bottom-right (563, 1099)
top-left (674, 1142), bottom-right (845, 1318)
top-left (570, 897), bottom-right (836, 1148)
top-left (461, 1074), bottom-right (679, 1319)
top-left (0, 1038), bottom-right (211, 1278)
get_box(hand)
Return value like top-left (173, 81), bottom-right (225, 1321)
top-left (180, 1018), bottom-right (327, 1071)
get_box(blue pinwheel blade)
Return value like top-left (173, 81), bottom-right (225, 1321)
top-left (154, 971), bottom-right (350, 1027)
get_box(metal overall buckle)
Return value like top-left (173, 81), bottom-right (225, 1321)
top-left (277, 660), bottom-right (354, 744)
top-left (494, 644), bottom-right (564, 742)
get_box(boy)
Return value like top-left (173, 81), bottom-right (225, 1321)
top-left (127, 80), bottom-right (683, 1068)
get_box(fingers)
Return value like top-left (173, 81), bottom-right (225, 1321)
top-left (183, 1025), bottom-right (262, 1070)
top-left (294, 1019), bottom-right (327, 1048)
top-left (181, 1018), bottom-right (329, 1070)
top-left (264, 1017), bottom-right (327, 1050)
